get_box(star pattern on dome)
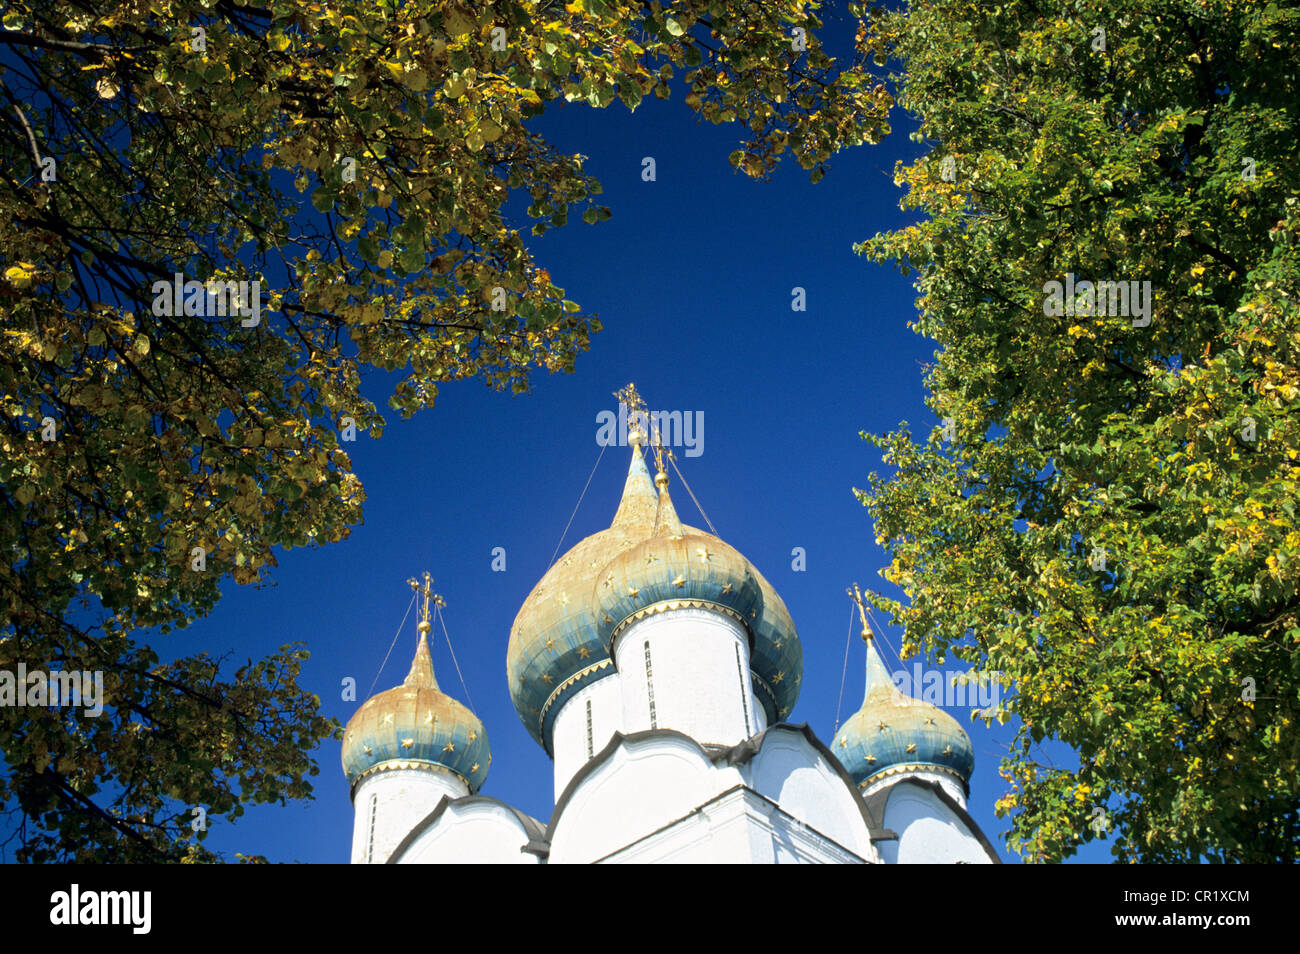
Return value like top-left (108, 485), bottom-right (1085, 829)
top-left (443, 741), bottom-right (455, 753)
top-left (468, 729), bottom-right (478, 741)
top-left (382, 713), bottom-right (394, 725)
top-left (864, 754), bottom-right (877, 764)
top-left (471, 762), bottom-right (480, 773)
top-left (505, 431), bottom-right (802, 752)
top-left (943, 744), bottom-right (953, 756)
top-left (401, 738), bottom-right (414, 749)
top-left (424, 712), bottom-right (436, 725)
top-left (906, 742), bottom-right (917, 754)
top-left (878, 720), bottom-right (889, 731)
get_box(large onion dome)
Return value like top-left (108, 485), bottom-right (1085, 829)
top-left (747, 564), bottom-right (802, 722)
top-left (342, 624), bottom-right (490, 793)
top-left (506, 441), bottom-right (660, 751)
top-left (507, 436), bottom-right (804, 750)
top-left (594, 472), bottom-right (763, 651)
top-left (832, 636), bottom-right (973, 792)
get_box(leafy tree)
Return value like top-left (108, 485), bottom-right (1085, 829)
top-left (0, 1), bottom-right (885, 860)
top-left (855, 0), bottom-right (1299, 861)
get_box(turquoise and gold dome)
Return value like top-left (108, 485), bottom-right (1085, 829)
top-left (506, 439), bottom-right (659, 750)
top-left (832, 633), bottom-right (973, 792)
top-left (595, 471), bottom-right (764, 650)
top-left (507, 430), bottom-right (803, 750)
top-left (342, 613), bottom-right (490, 793)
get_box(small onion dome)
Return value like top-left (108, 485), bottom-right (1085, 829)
top-left (342, 628), bottom-right (490, 793)
top-left (506, 444), bottom-right (660, 750)
top-left (832, 640), bottom-right (973, 791)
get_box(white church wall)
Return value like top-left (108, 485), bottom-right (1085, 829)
top-left (612, 607), bottom-right (759, 747)
top-left (396, 800), bottom-right (542, 864)
top-left (601, 786), bottom-right (868, 864)
top-left (548, 733), bottom-right (744, 864)
top-left (746, 728), bottom-right (878, 862)
top-left (550, 673), bottom-right (623, 801)
top-left (350, 765), bottom-right (468, 864)
top-left (879, 780), bottom-right (993, 864)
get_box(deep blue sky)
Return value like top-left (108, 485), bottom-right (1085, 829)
top-left (64, 22), bottom-right (1111, 863)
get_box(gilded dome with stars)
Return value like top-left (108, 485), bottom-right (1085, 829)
top-left (342, 625), bottom-right (490, 793)
top-left (832, 636), bottom-right (974, 791)
top-left (594, 471), bottom-right (764, 649)
top-left (507, 435), bottom-right (803, 751)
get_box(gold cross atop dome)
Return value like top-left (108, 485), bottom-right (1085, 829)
top-left (614, 381), bottom-right (674, 481)
top-left (613, 382), bottom-right (647, 446)
top-left (848, 582), bottom-right (874, 644)
top-left (408, 571), bottom-right (445, 636)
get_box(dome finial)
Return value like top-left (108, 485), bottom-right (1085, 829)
top-left (403, 572), bottom-right (445, 688)
top-left (614, 382), bottom-right (648, 447)
top-left (848, 582), bottom-right (874, 644)
top-left (408, 570), bottom-right (444, 637)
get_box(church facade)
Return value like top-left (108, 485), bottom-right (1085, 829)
top-left (340, 423), bottom-right (999, 864)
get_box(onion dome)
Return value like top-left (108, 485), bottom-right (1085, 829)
top-left (342, 619), bottom-right (490, 794)
top-left (747, 564), bottom-right (802, 723)
top-left (506, 437), bottom-right (660, 750)
top-left (594, 471), bottom-right (763, 651)
top-left (832, 635), bottom-right (973, 792)
top-left (508, 415), bottom-right (805, 750)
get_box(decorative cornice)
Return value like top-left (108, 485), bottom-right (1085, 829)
top-left (607, 598), bottom-right (753, 649)
top-left (349, 758), bottom-right (470, 798)
top-left (859, 761), bottom-right (969, 792)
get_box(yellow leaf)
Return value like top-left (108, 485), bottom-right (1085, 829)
top-left (5, 263), bottom-right (36, 288)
